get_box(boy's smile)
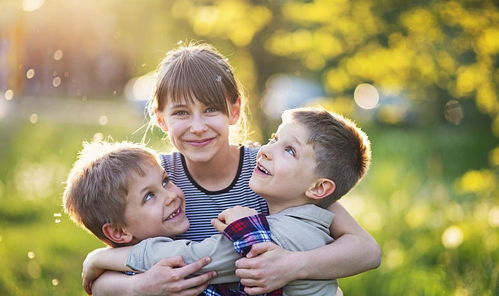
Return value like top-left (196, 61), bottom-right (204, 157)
top-left (250, 120), bottom-right (319, 214)
top-left (123, 160), bottom-right (189, 242)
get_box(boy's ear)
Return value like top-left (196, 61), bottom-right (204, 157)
top-left (102, 223), bottom-right (133, 245)
top-left (305, 178), bottom-right (336, 201)
top-left (228, 97), bottom-right (241, 125)
top-left (155, 110), bottom-right (168, 132)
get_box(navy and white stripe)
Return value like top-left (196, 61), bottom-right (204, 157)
top-left (160, 146), bottom-right (269, 242)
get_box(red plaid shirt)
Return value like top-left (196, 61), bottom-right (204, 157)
top-left (203, 214), bottom-right (282, 296)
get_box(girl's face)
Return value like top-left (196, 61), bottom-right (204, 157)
top-left (158, 97), bottom-right (240, 163)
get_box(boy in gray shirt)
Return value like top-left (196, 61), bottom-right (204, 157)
top-left (69, 107), bottom-right (371, 296)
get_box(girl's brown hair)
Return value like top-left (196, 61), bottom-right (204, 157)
top-left (149, 42), bottom-right (249, 143)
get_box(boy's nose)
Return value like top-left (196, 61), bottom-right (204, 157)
top-left (259, 144), bottom-right (272, 160)
top-left (163, 189), bottom-right (176, 206)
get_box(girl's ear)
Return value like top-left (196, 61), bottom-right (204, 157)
top-left (102, 223), bottom-right (133, 245)
top-left (155, 110), bottom-right (168, 132)
top-left (228, 97), bottom-right (241, 125)
top-left (305, 178), bottom-right (336, 201)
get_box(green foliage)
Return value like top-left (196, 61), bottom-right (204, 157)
top-left (0, 100), bottom-right (497, 295)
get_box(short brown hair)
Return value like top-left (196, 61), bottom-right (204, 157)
top-left (63, 142), bottom-right (160, 247)
top-left (148, 42), bottom-right (249, 143)
top-left (282, 107), bottom-right (371, 208)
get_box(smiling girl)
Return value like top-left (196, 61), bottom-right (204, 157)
top-left (90, 42), bottom-right (380, 296)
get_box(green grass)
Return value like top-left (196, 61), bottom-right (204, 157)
top-left (0, 100), bottom-right (497, 295)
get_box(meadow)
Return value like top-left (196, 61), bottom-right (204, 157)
top-left (0, 98), bottom-right (497, 295)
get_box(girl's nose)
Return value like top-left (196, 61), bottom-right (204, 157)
top-left (190, 115), bottom-right (208, 134)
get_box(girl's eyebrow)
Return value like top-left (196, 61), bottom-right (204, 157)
top-left (169, 103), bottom-right (187, 109)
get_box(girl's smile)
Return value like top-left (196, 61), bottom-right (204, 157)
top-left (184, 137), bottom-right (216, 147)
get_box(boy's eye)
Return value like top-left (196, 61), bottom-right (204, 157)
top-left (285, 146), bottom-right (296, 157)
top-left (143, 192), bottom-right (155, 203)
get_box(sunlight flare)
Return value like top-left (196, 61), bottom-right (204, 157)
top-left (441, 225), bottom-right (464, 248)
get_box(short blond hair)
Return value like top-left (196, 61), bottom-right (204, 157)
top-left (63, 142), bottom-right (160, 246)
top-left (282, 107), bottom-right (371, 208)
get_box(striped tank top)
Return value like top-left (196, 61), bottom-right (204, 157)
top-left (160, 146), bottom-right (269, 242)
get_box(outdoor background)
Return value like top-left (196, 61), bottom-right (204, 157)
top-left (0, 0), bottom-right (497, 295)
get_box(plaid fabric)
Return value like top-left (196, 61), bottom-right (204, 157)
top-left (203, 284), bottom-right (283, 296)
top-left (223, 214), bottom-right (273, 256)
top-left (201, 214), bottom-right (282, 296)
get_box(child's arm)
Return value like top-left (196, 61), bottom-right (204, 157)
top-left (91, 258), bottom-right (214, 296)
top-left (126, 206), bottom-right (266, 284)
top-left (82, 247), bottom-right (134, 294)
top-left (234, 202), bottom-right (381, 294)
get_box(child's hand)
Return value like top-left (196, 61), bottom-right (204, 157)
top-left (211, 206), bottom-right (258, 232)
top-left (82, 248), bottom-right (108, 294)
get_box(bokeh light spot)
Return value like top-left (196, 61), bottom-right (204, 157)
top-left (53, 50), bottom-right (63, 61)
top-left (22, 0), bottom-right (45, 12)
top-left (30, 113), bottom-right (39, 124)
top-left (54, 219), bottom-right (61, 223)
top-left (354, 83), bottom-right (379, 109)
top-left (93, 132), bottom-right (104, 142)
top-left (441, 225), bottom-right (464, 248)
top-left (26, 69), bottom-right (36, 79)
top-left (4, 89), bottom-right (14, 100)
top-left (51, 278), bottom-right (59, 286)
top-left (489, 206), bottom-right (499, 227)
top-left (52, 77), bottom-right (62, 87)
top-left (99, 115), bottom-right (108, 126)
top-left (27, 251), bottom-right (35, 259)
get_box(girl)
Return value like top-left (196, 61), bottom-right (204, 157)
top-left (91, 43), bottom-right (380, 296)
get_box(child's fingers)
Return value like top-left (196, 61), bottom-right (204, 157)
top-left (217, 209), bottom-right (228, 222)
top-left (174, 256), bottom-right (212, 279)
top-left (245, 242), bottom-right (278, 258)
top-left (179, 270), bottom-right (217, 292)
top-left (211, 218), bottom-right (228, 232)
top-left (157, 256), bottom-right (186, 268)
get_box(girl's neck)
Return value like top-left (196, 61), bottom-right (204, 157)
top-left (184, 144), bottom-right (241, 191)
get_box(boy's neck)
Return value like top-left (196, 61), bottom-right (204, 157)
top-left (267, 199), bottom-right (311, 215)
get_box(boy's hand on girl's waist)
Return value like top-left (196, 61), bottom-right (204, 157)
top-left (211, 206), bottom-right (258, 233)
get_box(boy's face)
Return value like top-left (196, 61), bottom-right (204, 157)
top-left (249, 119), bottom-right (319, 211)
top-left (123, 161), bottom-right (189, 242)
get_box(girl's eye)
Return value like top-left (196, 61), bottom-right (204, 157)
top-left (285, 146), bottom-right (296, 157)
top-left (172, 110), bottom-right (188, 116)
top-left (162, 177), bottom-right (169, 188)
top-left (143, 192), bottom-right (155, 203)
top-left (205, 107), bottom-right (218, 113)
